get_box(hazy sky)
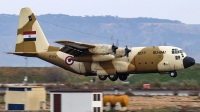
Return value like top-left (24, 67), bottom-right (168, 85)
top-left (1, 0), bottom-right (200, 24)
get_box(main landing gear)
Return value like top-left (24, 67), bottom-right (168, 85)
top-left (169, 71), bottom-right (177, 77)
top-left (98, 75), bottom-right (107, 80)
top-left (98, 74), bottom-right (129, 81)
top-left (118, 74), bottom-right (128, 81)
top-left (108, 75), bottom-right (118, 81)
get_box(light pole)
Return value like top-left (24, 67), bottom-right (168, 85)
top-left (24, 57), bottom-right (28, 85)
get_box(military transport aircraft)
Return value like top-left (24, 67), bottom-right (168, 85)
top-left (8, 8), bottom-right (195, 81)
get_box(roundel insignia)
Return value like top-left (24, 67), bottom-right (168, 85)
top-left (65, 56), bottom-right (74, 65)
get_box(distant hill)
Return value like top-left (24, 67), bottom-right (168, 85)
top-left (0, 14), bottom-right (200, 66)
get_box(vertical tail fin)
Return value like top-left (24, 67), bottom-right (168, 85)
top-left (15, 7), bottom-right (49, 53)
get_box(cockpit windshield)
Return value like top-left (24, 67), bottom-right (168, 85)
top-left (172, 49), bottom-right (183, 54)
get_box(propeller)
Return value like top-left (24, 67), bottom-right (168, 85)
top-left (124, 45), bottom-right (131, 61)
top-left (124, 46), bottom-right (131, 57)
top-left (159, 41), bottom-right (167, 46)
top-left (124, 37), bottom-right (131, 56)
top-left (164, 41), bottom-right (167, 46)
top-left (112, 44), bottom-right (118, 54)
top-left (110, 35), bottom-right (119, 54)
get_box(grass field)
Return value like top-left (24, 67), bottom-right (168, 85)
top-left (126, 64), bottom-right (200, 89)
top-left (0, 64), bottom-right (199, 89)
top-left (127, 64), bottom-right (200, 84)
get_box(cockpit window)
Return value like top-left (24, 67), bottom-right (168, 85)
top-left (175, 56), bottom-right (180, 60)
top-left (172, 49), bottom-right (175, 54)
top-left (172, 49), bottom-right (183, 54)
top-left (172, 49), bottom-right (178, 54)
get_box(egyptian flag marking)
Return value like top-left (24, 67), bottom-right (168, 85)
top-left (23, 31), bottom-right (36, 41)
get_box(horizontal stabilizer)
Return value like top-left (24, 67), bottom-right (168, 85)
top-left (7, 52), bottom-right (38, 57)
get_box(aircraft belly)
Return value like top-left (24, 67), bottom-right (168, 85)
top-left (96, 69), bottom-right (116, 75)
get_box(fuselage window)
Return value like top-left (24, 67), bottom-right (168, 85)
top-left (175, 56), bottom-right (180, 60)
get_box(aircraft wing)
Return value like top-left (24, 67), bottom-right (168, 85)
top-left (55, 40), bottom-right (95, 49)
top-left (55, 40), bottom-right (95, 56)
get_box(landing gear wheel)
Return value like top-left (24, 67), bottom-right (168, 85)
top-left (98, 75), bottom-right (107, 81)
top-left (170, 71), bottom-right (177, 77)
top-left (119, 74), bottom-right (128, 81)
top-left (108, 74), bottom-right (118, 81)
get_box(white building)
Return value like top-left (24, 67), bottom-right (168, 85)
top-left (50, 89), bottom-right (102, 112)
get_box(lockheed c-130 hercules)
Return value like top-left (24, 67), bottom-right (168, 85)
top-left (8, 8), bottom-right (195, 81)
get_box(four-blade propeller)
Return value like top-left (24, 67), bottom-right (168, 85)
top-left (110, 36), bottom-right (131, 61)
top-left (124, 46), bottom-right (131, 57)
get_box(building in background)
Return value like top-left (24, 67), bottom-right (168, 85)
top-left (50, 89), bottom-right (102, 112)
top-left (5, 86), bottom-right (46, 110)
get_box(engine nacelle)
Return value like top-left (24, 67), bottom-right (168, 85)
top-left (88, 44), bottom-right (112, 54)
top-left (115, 48), bottom-right (125, 57)
top-left (88, 44), bottom-right (130, 58)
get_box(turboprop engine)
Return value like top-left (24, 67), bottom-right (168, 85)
top-left (88, 44), bottom-right (129, 58)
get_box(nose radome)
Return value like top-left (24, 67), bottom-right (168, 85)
top-left (183, 56), bottom-right (195, 68)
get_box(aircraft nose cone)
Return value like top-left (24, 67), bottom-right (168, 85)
top-left (183, 56), bottom-right (195, 68)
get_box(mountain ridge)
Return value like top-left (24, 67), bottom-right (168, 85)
top-left (0, 14), bottom-right (199, 66)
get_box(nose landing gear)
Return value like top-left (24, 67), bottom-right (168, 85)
top-left (169, 71), bottom-right (177, 77)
